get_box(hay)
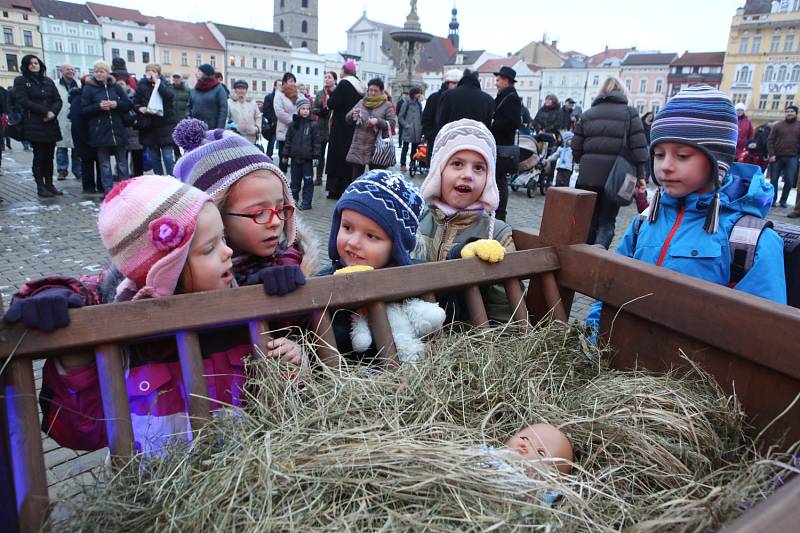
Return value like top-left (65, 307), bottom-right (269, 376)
top-left (56, 321), bottom-right (798, 532)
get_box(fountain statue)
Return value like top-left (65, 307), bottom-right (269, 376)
top-left (390, 0), bottom-right (433, 95)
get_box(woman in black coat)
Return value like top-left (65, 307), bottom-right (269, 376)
top-left (325, 63), bottom-right (365, 199)
top-left (134, 64), bottom-right (176, 175)
top-left (80, 61), bottom-right (132, 194)
top-left (69, 80), bottom-right (102, 194)
top-left (572, 77), bottom-right (649, 249)
top-left (14, 54), bottom-right (63, 197)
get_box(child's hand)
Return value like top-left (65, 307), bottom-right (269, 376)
top-left (460, 239), bottom-right (505, 263)
top-left (3, 288), bottom-right (84, 332)
top-left (257, 265), bottom-right (306, 296)
top-left (266, 337), bottom-right (304, 366)
top-left (636, 178), bottom-right (647, 194)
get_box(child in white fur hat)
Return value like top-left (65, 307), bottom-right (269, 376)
top-left (416, 118), bottom-right (516, 323)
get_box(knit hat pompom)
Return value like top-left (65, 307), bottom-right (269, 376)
top-left (98, 176), bottom-right (212, 299)
top-left (172, 118), bottom-right (209, 151)
top-left (329, 170), bottom-right (424, 268)
top-left (420, 118), bottom-right (499, 213)
top-left (295, 96), bottom-right (310, 112)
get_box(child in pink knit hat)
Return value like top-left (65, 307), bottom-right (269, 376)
top-left (172, 119), bottom-right (319, 296)
top-left (7, 176), bottom-right (303, 455)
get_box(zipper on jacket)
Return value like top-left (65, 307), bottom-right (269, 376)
top-left (105, 85), bottom-right (117, 146)
top-left (656, 203), bottom-right (685, 267)
top-left (437, 218), bottom-right (450, 261)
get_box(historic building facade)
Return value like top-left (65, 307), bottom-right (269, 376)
top-left (274, 0), bottom-right (318, 53)
top-left (0, 0), bottom-right (42, 88)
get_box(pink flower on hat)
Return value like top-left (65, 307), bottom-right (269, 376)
top-left (149, 216), bottom-right (186, 251)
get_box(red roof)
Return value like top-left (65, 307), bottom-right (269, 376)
top-left (672, 51), bottom-right (725, 67)
top-left (476, 57), bottom-right (521, 74)
top-left (87, 2), bottom-right (149, 25)
top-left (589, 47), bottom-right (635, 66)
top-left (149, 17), bottom-right (223, 50)
top-left (526, 63), bottom-right (542, 72)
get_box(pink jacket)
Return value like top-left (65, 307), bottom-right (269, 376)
top-left (737, 115), bottom-right (754, 154)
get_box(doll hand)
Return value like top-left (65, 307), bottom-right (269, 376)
top-left (266, 337), bottom-right (304, 366)
top-left (334, 265), bottom-right (374, 275)
top-left (258, 265), bottom-right (305, 296)
top-left (460, 239), bottom-right (505, 263)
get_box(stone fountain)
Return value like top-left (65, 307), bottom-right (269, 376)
top-left (390, 0), bottom-right (433, 94)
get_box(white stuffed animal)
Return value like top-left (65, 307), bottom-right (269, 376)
top-left (351, 298), bottom-right (447, 363)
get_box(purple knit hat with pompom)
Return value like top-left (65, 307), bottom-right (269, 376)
top-left (172, 118), bottom-right (296, 247)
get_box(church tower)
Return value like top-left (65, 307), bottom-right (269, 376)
top-left (273, 0), bottom-right (319, 53)
top-left (448, 5), bottom-right (460, 50)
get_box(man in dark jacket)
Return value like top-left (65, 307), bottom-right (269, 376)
top-left (769, 106), bottom-right (800, 211)
top-left (490, 66), bottom-right (522, 221)
top-left (559, 98), bottom-right (576, 131)
top-left (422, 69), bottom-right (460, 165)
top-left (533, 95), bottom-right (561, 133)
top-left (435, 69), bottom-right (495, 133)
top-left (134, 66), bottom-right (176, 175)
top-left (171, 73), bottom-right (190, 161)
top-left (262, 80), bottom-right (280, 158)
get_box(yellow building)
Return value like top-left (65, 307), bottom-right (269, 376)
top-left (516, 38), bottom-right (573, 68)
top-left (0, 0), bottom-right (43, 89)
top-left (722, 0), bottom-right (800, 125)
top-left (148, 17), bottom-right (224, 81)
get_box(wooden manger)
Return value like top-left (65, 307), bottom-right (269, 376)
top-left (0, 188), bottom-right (798, 532)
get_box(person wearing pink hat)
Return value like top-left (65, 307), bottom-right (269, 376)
top-left (5, 176), bottom-right (304, 455)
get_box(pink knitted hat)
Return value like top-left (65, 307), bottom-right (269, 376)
top-left (98, 176), bottom-right (212, 299)
top-left (419, 119), bottom-right (499, 213)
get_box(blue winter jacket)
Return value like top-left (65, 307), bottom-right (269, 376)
top-left (587, 162), bottom-right (787, 330)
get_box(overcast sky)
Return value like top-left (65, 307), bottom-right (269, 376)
top-left (86, 0), bottom-right (744, 57)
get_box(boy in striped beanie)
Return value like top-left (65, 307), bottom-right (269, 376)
top-left (587, 85), bottom-right (786, 335)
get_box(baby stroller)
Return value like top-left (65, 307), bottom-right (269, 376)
top-left (409, 141), bottom-right (428, 177)
top-left (532, 132), bottom-right (559, 197)
top-left (509, 134), bottom-right (540, 198)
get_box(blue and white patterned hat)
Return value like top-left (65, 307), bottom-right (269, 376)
top-left (329, 170), bottom-right (424, 267)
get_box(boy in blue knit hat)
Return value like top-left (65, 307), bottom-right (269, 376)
top-left (588, 86), bottom-right (786, 331)
top-left (321, 170), bottom-right (424, 362)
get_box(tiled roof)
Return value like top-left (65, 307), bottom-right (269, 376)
top-left (459, 49), bottom-right (486, 64)
top-left (149, 17), bottom-right (223, 50)
top-left (744, 0), bottom-right (772, 14)
top-left (588, 47), bottom-right (634, 66)
top-left (0, 0), bottom-right (33, 9)
top-left (672, 51), bottom-right (725, 66)
top-left (527, 63), bottom-right (542, 72)
top-left (31, 0), bottom-right (98, 25)
top-left (212, 23), bottom-right (290, 48)
top-left (621, 52), bottom-right (678, 66)
top-left (475, 57), bottom-right (521, 74)
top-left (87, 2), bottom-right (149, 25)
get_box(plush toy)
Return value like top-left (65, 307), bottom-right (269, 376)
top-left (350, 298), bottom-right (446, 363)
top-left (460, 239), bottom-right (506, 263)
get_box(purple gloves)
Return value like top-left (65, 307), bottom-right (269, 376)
top-left (3, 288), bottom-right (85, 332)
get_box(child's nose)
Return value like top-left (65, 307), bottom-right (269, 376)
top-left (222, 242), bottom-right (233, 260)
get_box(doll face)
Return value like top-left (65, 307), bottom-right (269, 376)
top-left (652, 142), bottom-right (714, 198)
top-left (180, 203), bottom-right (234, 293)
top-left (506, 423), bottom-right (573, 475)
top-left (441, 150), bottom-right (488, 210)
top-left (222, 171), bottom-right (289, 258)
top-left (336, 209), bottom-right (393, 269)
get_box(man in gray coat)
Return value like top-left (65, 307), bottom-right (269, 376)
top-left (399, 86), bottom-right (423, 172)
top-left (55, 64), bottom-right (80, 180)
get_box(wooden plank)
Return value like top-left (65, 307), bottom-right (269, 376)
top-left (502, 278), bottom-right (529, 325)
top-left (540, 271), bottom-right (568, 322)
top-left (247, 320), bottom-right (273, 355)
top-left (366, 302), bottom-right (398, 370)
top-left (5, 359), bottom-right (48, 533)
top-left (600, 307), bottom-right (800, 447)
top-left (174, 332), bottom-right (211, 431)
top-left (464, 286), bottom-right (489, 326)
top-left (559, 244), bottom-right (800, 379)
top-left (0, 248), bottom-right (561, 359)
top-left (94, 344), bottom-right (134, 464)
top-left (310, 309), bottom-right (341, 370)
top-left (721, 475), bottom-right (800, 532)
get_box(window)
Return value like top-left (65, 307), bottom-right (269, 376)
top-left (229, 55), bottom-right (235, 66)
top-left (54, 41), bottom-right (63, 52)
top-left (280, 20), bottom-right (284, 33)
top-left (301, 21), bottom-right (308, 33)
top-left (253, 80), bottom-right (257, 91)
top-left (210, 55), bottom-right (216, 68)
top-left (758, 94), bottom-right (768, 110)
top-left (624, 78), bottom-right (631, 91)
top-left (639, 78), bottom-right (647, 92)
top-left (752, 36), bottom-right (761, 53)
top-left (127, 50), bottom-right (135, 63)
top-left (772, 94), bottom-right (782, 111)
top-left (252, 56), bottom-right (257, 69)
top-left (314, 67), bottom-right (318, 76)
top-left (86, 44), bottom-right (96, 56)
top-left (792, 65), bottom-right (800, 81)
top-left (145, 36), bottom-right (149, 43)
top-left (561, 76), bottom-right (566, 87)
top-left (23, 30), bottom-right (32, 47)
top-left (127, 32), bottom-right (133, 42)
top-left (3, 27), bottom-right (12, 45)
top-left (296, 65), bottom-right (301, 73)
top-left (274, 60), bottom-right (278, 70)
top-left (778, 65), bottom-right (788, 81)
top-left (163, 49), bottom-right (170, 64)
top-left (651, 101), bottom-right (661, 113)
top-left (262, 80), bottom-right (267, 92)
top-left (67, 27), bottom-right (77, 36)
top-left (771, 34), bottom-right (781, 52)
top-left (5, 53), bottom-right (17, 72)
top-left (181, 52), bottom-right (188, 66)
top-left (592, 75), bottom-right (599, 86)
top-left (636, 101), bottom-right (645, 113)
top-left (262, 59), bottom-right (267, 69)
top-left (282, 61), bottom-right (286, 70)
top-left (655, 79), bottom-right (662, 93)
top-left (739, 37), bottom-right (749, 54)
top-left (85, 29), bottom-right (94, 38)
top-left (764, 65), bottom-right (774, 81)
top-left (1, 11), bottom-right (7, 18)
top-left (737, 65), bottom-right (751, 83)
top-left (786, 34), bottom-right (795, 51)
top-left (302, 0), bottom-right (308, 6)
top-left (52, 25), bottom-right (61, 33)
top-left (280, 0), bottom-right (284, 6)
top-left (305, 66), bottom-right (309, 74)
top-left (787, 97), bottom-right (795, 108)
top-left (239, 55), bottom-right (245, 67)
top-left (301, 41), bottom-right (307, 48)
top-left (22, 14), bottom-right (27, 20)
top-left (360, 41), bottom-right (365, 54)
top-left (70, 41), bottom-right (79, 54)
top-left (196, 54), bottom-right (201, 67)
top-left (112, 48), bottom-right (120, 59)
top-left (142, 51), bottom-right (149, 64)
top-left (111, 31), bottom-right (116, 39)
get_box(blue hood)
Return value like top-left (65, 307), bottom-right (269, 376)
top-left (719, 162), bottom-right (773, 218)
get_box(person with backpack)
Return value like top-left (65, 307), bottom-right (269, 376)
top-left (587, 86), bottom-right (786, 334)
